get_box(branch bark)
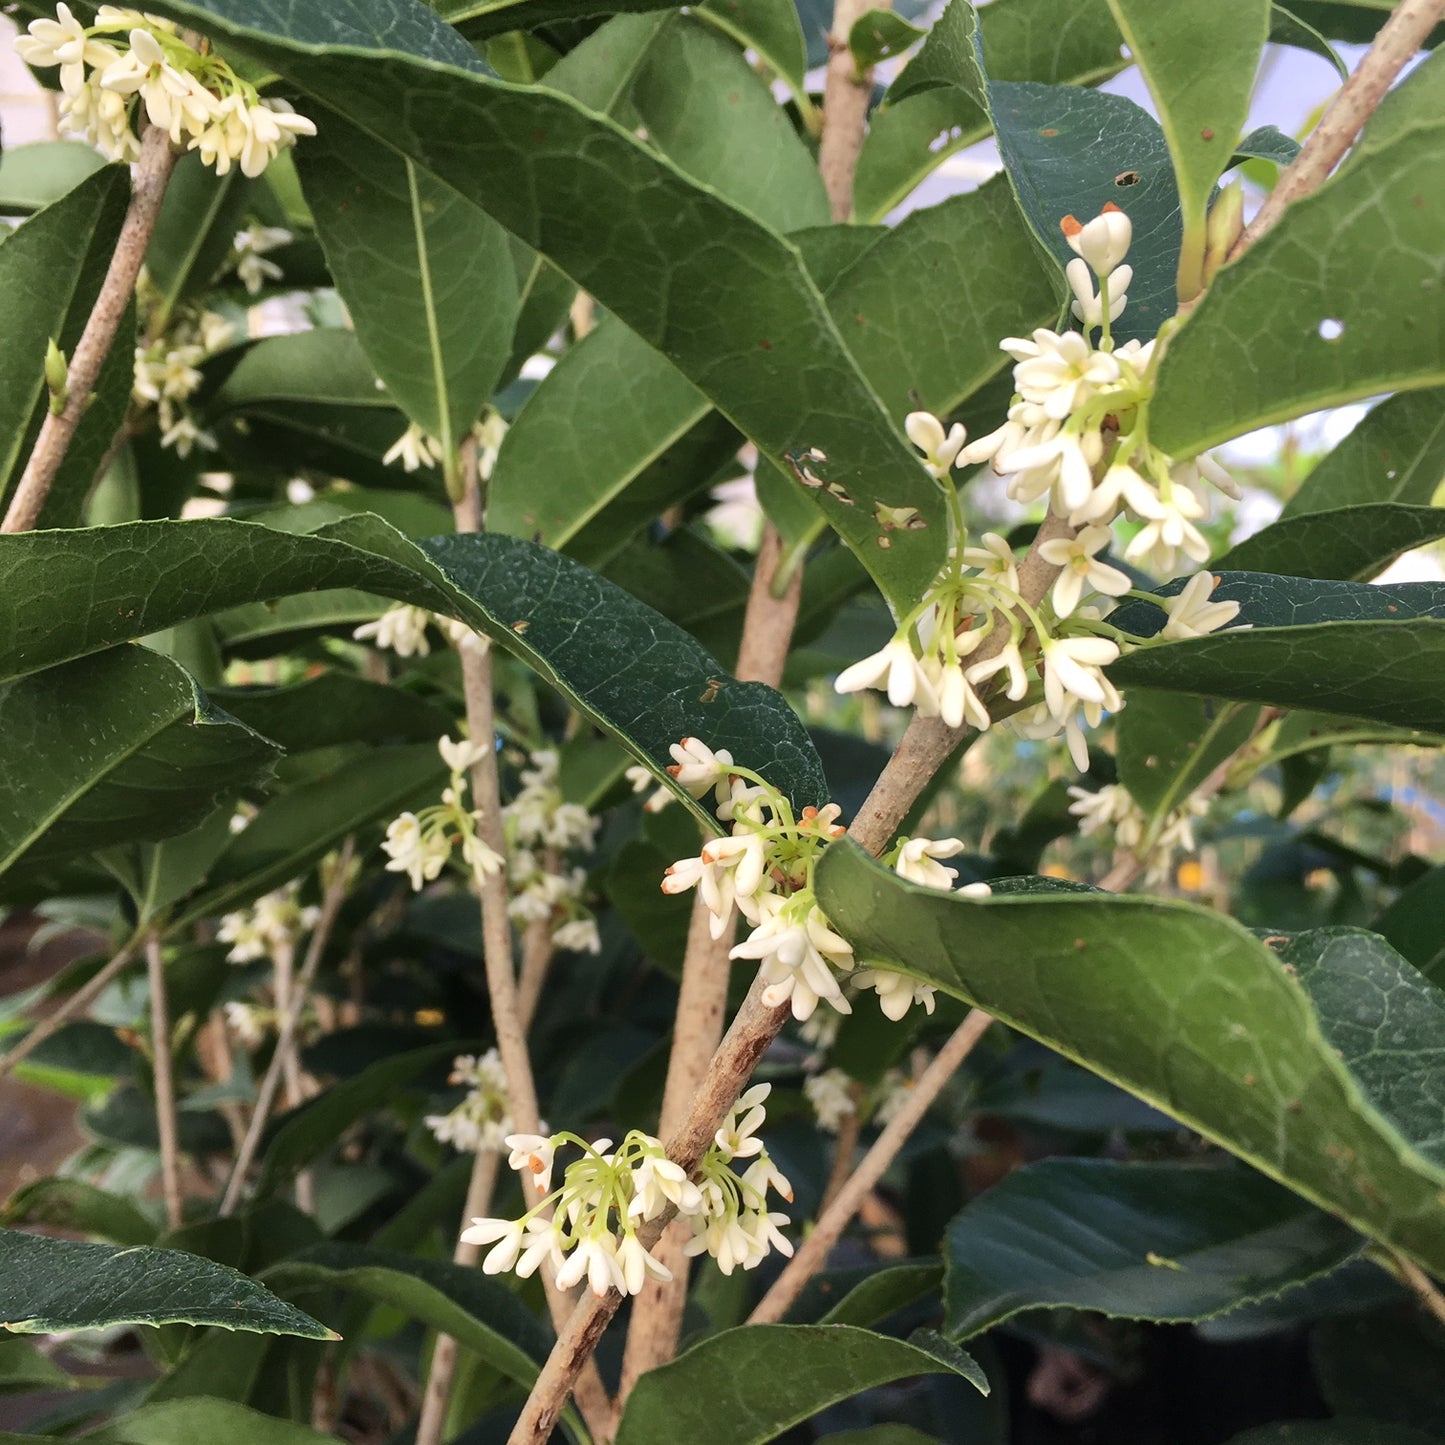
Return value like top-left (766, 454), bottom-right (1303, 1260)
top-left (2, 123), bottom-right (177, 534)
top-left (219, 840), bottom-right (355, 1217)
top-left (747, 1008), bottom-right (994, 1325)
top-left (1229, 0), bottom-right (1445, 261)
top-left (818, 0), bottom-right (890, 221)
top-left (146, 932), bottom-right (183, 1230)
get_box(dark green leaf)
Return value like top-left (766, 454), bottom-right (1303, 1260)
top-left (267, 1241), bottom-right (551, 1392)
top-left (83, 1086), bottom-right (232, 1156)
top-left (213, 674), bottom-right (453, 751)
top-left (614, 1324), bottom-right (986, 1445)
top-left (0, 515), bottom-right (826, 824)
top-left (1230, 122), bottom-right (1304, 170)
top-left (83, 1398), bottom-right (340, 1444)
top-left (0, 1337), bottom-right (71, 1395)
top-left (814, 842), bottom-right (1445, 1277)
top-left (138, 0), bottom-right (950, 611)
top-left (0, 647), bottom-right (279, 878)
top-left (0, 1229), bottom-right (332, 1339)
top-left (1312, 1303), bottom-right (1445, 1438)
top-left (697, 0), bottom-right (809, 101)
top-left (256, 1041), bottom-right (459, 1196)
top-left (1, 1179), bottom-right (155, 1247)
top-left (1110, 573), bottom-right (1445, 734)
top-left (1215, 504), bottom-right (1445, 581)
top-left (856, 0), bottom-right (1127, 222)
top-left (1115, 693), bottom-right (1257, 824)
top-left (821, 176), bottom-right (1058, 418)
top-left (1105, 0), bottom-right (1268, 298)
top-left (145, 153), bottom-right (254, 325)
top-left (0, 166), bottom-right (130, 521)
top-left (1280, 389), bottom-right (1445, 519)
top-left (1269, 6), bottom-right (1348, 80)
top-left (1373, 866), bottom-right (1445, 986)
top-left (943, 1158), bottom-right (1358, 1339)
top-left (297, 107), bottom-right (518, 455)
top-left (820, 1261), bottom-right (945, 1327)
top-left (633, 17), bottom-right (829, 232)
top-left (1152, 49), bottom-right (1445, 455)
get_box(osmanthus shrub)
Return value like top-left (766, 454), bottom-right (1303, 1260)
top-left (0, 1), bottom-right (1443, 1442)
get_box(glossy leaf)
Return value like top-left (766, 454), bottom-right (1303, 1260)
top-left (814, 843), bottom-right (1445, 1276)
top-left (1215, 504), bottom-right (1445, 581)
top-left (137, 0), bottom-right (949, 611)
top-left (297, 107), bottom-right (518, 456)
top-left (0, 166), bottom-right (130, 521)
top-left (1115, 693), bottom-right (1257, 824)
top-left (1, 1179), bottom-right (155, 1247)
top-left (1110, 573), bottom-right (1445, 733)
top-left (144, 153), bottom-right (254, 325)
top-left (943, 1158), bottom-right (1359, 1339)
top-left (1269, 5), bottom-right (1348, 80)
top-left (820, 176), bottom-right (1058, 418)
top-left (1105, 0), bottom-right (1268, 298)
top-left (0, 1338), bottom-right (71, 1396)
top-left (1231, 122), bottom-right (1304, 170)
top-left (1152, 48), bottom-right (1445, 456)
top-left (1373, 866), bottom-right (1445, 987)
top-left (856, 0), bottom-right (1126, 222)
top-left (0, 1229), bottom-right (332, 1338)
top-left (0, 140), bottom-right (105, 213)
top-left (697, 0), bottom-right (808, 100)
top-left (632, 17), bottom-right (829, 233)
top-left (850, 10), bottom-right (926, 68)
top-left (212, 674), bottom-right (454, 751)
top-left (614, 1324), bottom-right (986, 1445)
top-left (1279, 388), bottom-right (1445, 519)
top-left (83, 1399), bottom-right (339, 1445)
top-left (0, 647), bottom-right (279, 877)
top-left (267, 1242), bottom-right (551, 1392)
top-left (0, 515), bottom-right (826, 824)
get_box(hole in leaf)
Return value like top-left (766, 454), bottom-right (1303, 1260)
top-left (1317, 318), bottom-right (1345, 341)
top-left (1115, 170), bottom-right (1141, 187)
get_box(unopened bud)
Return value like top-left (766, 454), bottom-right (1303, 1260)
top-left (1203, 181), bottom-right (1244, 285)
top-left (44, 338), bottom-right (69, 415)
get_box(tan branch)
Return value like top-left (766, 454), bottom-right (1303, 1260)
top-left (819, 0), bottom-right (891, 221)
top-left (146, 932), bottom-right (183, 1230)
top-left (748, 1008), bottom-right (994, 1325)
top-left (817, 1087), bottom-right (864, 1215)
top-left (219, 839), bottom-right (355, 1217)
top-left (1230, 0), bottom-right (1445, 262)
top-left (3, 124), bottom-right (177, 534)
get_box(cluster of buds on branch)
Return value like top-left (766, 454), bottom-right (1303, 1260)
top-left (836, 205), bottom-right (1243, 771)
top-left (18, 6), bottom-right (315, 173)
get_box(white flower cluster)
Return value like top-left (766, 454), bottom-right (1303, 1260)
top-left (131, 299), bottom-right (234, 456)
top-left (233, 222), bottom-right (293, 296)
top-left (381, 735), bottom-right (505, 890)
top-left (217, 880), bottom-right (319, 964)
top-left (804, 1067), bottom-right (916, 1133)
top-left (504, 749), bottom-right (602, 955)
top-left (460, 1083), bottom-right (793, 1296)
top-left (660, 738), bottom-right (982, 1023)
top-left (1067, 781), bottom-right (1208, 886)
top-left (352, 604), bottom-right (488, 658)
top-left (222, 999), bottom-right (274, 1048)
top-left (18, 6), bottom-right (315, 172)
top-left (383, 422), bottom-right (447, 474)
top-left (836, 206), bottom-right (1243, 772)
top-left (425, 1049), bottom-right (516, 1153)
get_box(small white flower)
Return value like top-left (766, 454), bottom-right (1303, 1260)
top-left (834, 637), bottom-right (938, 712)
top-left (504, 1133), bottom-right (557, 1194)
top-left (713, 1082), bottom-right (770, 1162)
top-left (383, 421), bottom-right (445, 472)
top-left (438, 734), bottom-right (487, 774)
top-left (964, 640), bottom-right (1031, 703)
top-left (1159, 572), bottom-right (1243, 640)
top-left (905, 410), bottom-right (967, 478)
top-left (353, 604), bottom-right (433, 658)
top-left (1004, 327), bottom-right (1121, 421)
top-left (804, 1069), bottom-right (856, 1133)
top-left (1061, 204), bottom-right (1132, 276)
top-left (1122, 485), bottom-right (1212, 574)
top-left (16, 4), bottom-right (116, 94)
top-left (853, 967), bottom-right (937, 1022)
top-left (666, 737), bottom-right (735, 802)
top-left (958, 531), bottom-right (1020, 592)
top-left (551, 918), bottom-right (601, 954)
top-left (616, 1231), bottom-right (673, 1294)
top-left (1041, 635), bottom-right (1121, 720)
top-left (628, 1153), bottom-right (702, 1221)
top-left (382, 812), bottom-right (451, 890)
top-left (1039, 525), bottom-right (1133, 618)
top-left (894, 835), bottom-right (967, 890)
top-left (624, 764), bottom-right (672, 812)
top-left (931, 658), bottom-right (992, 731)
top-left (1067, 257), bottom-right (1131, 328)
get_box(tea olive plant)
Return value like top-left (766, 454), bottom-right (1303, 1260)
top-left (1, 1), bottom-right (1444, 1442)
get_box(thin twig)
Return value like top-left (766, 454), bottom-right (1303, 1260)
top-left (146, 931), bottom-right (183, 1230)
top-left (616, 519), bottom-right (806, 1405)
top-left (506, 515), bottom-right (1075, 1445)
top-left (440, 447), bottom-right (614, 1443)
top-left (818, 0), bottom-right (891, 221)
top-left (1389, 1250), bottom-right (1445, 1329)
top-left (219, 839), bottom-right (355, 1217)
top-left (817, 1086), bottom-right (864, 1216)
top-left (0, 934), bottom-right (143, 1079)
top-left (2, 124), bottom-right (177, 534)
top-left (1229, 0), bottom-right (1445, 262)
top-left (748, 1009), bottom-right (994, 1325)
top-left (515, 913), bottom-right (556, 1031)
